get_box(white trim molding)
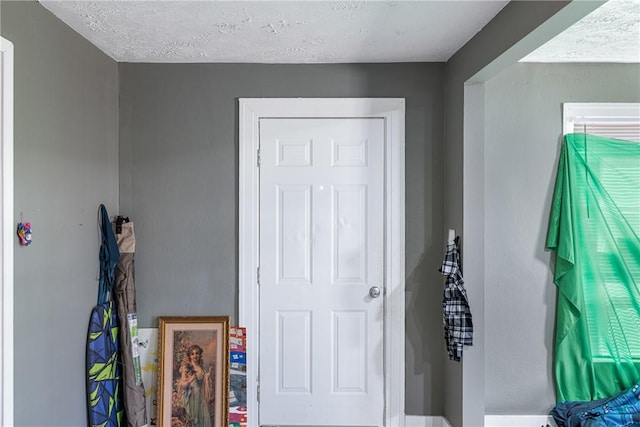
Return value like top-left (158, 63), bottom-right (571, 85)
top-left (238, 98), bottom-right (405, 427)
top-left (563, 102), bottom-right (640, 135)
top-left (485, 415), bottom-right (556, 427)
top-left (405, 415), bottom-right (452, 427)
top-left (0, 36), bottom-right (14, 427)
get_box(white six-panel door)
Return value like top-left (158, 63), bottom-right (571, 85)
top-left (259, 118), bottom-right (385, 426)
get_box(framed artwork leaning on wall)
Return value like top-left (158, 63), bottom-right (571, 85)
top-left (157, 316), bottom-right (229, 427)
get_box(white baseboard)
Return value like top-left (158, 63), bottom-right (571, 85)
top-left (405, 415), bottom-right (452, 427)
top-left (485, 415), bottom-right (556, 427)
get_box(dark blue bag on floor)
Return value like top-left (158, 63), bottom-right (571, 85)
top-left (552, 382), bottom-right (640, 427)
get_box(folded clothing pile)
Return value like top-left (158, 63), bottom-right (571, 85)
top-left (551, 383), bottom-right (640, 427)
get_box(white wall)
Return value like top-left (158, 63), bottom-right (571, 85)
top-left (483, 62), bottom-right (640, 415)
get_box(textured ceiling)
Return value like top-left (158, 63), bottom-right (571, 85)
top-left (39, 0), bottom-right (510, 63)
top-left (39, 0), bottom-right (640, 64)
top-left (521, 0), bottom-right (640, 63)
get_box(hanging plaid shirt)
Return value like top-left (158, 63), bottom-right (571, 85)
top-left (439, 237), bottom-right (473, 361)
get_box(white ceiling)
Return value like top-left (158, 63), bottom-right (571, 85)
top-left (521, 0), bottom-right (640, 63)
top-left (39, 0), bottom-right (510, 63)
top-left (39, 0), bottom-right (640, 64)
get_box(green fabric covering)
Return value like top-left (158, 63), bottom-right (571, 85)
top-left (547, 133), bottom-right (640, 403)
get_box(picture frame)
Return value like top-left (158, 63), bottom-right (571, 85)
top-left (157, 316), bottom-right (230, 427)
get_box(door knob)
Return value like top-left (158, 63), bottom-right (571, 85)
top-left (369, 286), bottom-right (381, 299)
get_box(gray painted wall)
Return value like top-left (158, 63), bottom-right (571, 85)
top-left (442, 2), bottom-right (571, 426)
top-left (2, 0), bottom-right (625, 424)
top-left (1, 2), bottom-right (119, 426)
top-left (484, 62), bottom-right (640, 415)
top-left (118, 63), bottom-right (446, 415)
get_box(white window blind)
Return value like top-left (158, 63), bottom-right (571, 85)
top-left (564, 102), bottom-right (640, 141)
top-left (572, 122), bottom-right (640, 142)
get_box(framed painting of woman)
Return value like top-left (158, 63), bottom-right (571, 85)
top-left (157, 316), bottom-right (229, 427)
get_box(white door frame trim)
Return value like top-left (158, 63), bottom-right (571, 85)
top-left (0, 36), bottom-right (14, 426)
top-left (239, 98), bottom-right (405, 427)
